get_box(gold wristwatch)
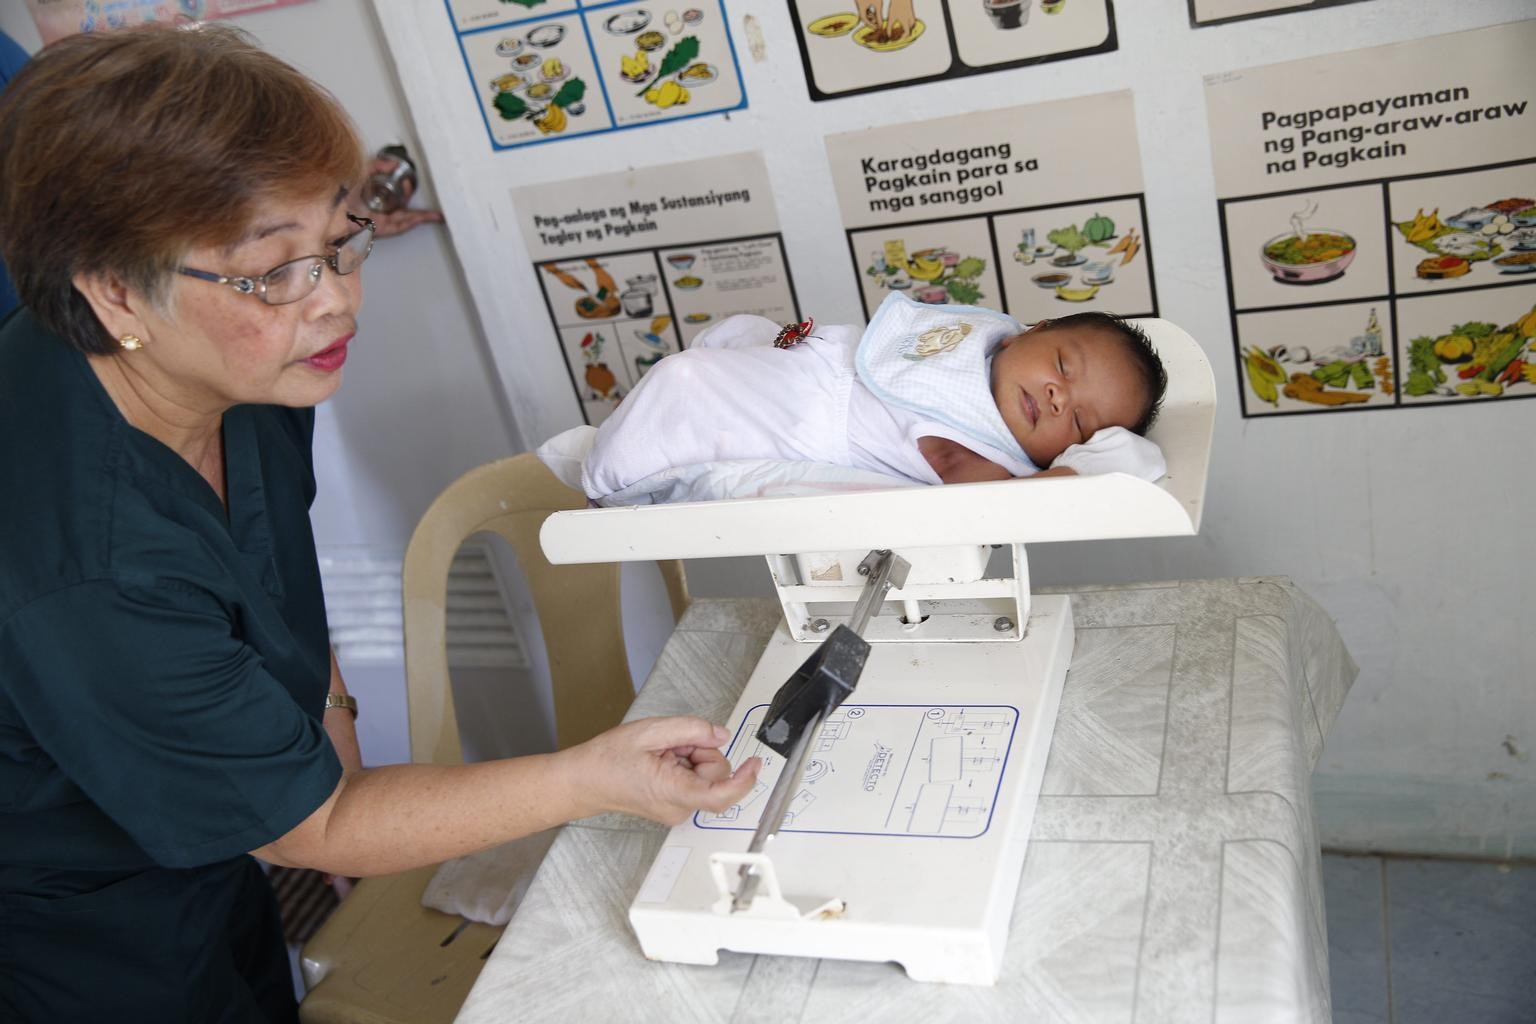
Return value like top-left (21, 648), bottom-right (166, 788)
top-left (324, 692), bottom-right (358, 718)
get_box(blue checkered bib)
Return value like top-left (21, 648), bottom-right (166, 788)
top-left (854, 291), bottom-right (1029, 464)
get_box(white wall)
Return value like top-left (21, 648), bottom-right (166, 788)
top-left (6, 2), bottom-right (1530, 857)
top-left (369, 0), bottom-right (1535, 859)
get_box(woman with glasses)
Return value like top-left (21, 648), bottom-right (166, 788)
top-left (0, 24), bottom-right (757, 1023)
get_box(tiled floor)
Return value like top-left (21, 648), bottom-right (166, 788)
top-left (1323, 853), bottom-right (1536, 1024)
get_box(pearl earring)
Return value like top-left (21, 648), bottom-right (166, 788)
top-left (119, 334), bottom-right (144, 351)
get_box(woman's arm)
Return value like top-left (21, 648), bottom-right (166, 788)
top-left (251, 716), bottom-right (758, 877)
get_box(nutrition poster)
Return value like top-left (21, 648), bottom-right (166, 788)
top-left (825, 90), bottom-right (1156, 325)
top-left (511, 152), bottom-right (800, 425)
top-left (789, 0), bottom-right (1116, 102)
top-left (25, 0), bottom-right (313, 42)
top-left (446, 0), bottom-right (745, 150)
top-left (1207, 21), bottom-right (1536, 418)
top-left (1187, 0), bottom-right (1372, 29)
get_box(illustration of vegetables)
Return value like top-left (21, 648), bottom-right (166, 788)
top-left (1106, 228), bottom-right (1141, 265)
top-left (1403, 336), bottom-right (1445, 397)
top-left (1047, 224), bottom-right (1090, 257)
top-left (640, 36), bottom-right (699, 95)
top-left (1083, 213), bottom-right (1115, 244)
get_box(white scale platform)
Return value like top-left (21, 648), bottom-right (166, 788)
top-left (628, 598), bottom-right (1072, 985)
top-left (539, 317), bottom-right (1215, 986)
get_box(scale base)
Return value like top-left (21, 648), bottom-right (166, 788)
top-left (629, 596), bottom-right (1074, 985)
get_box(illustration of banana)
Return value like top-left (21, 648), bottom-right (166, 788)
top-left (1403, 208), bottom-right (1443, 244)
top-left (1244, 346), bottom-right (1287, 406)
top-left (643, 80), bottom-right (690, 109)
top-left (907, 254), bottom-right (945, 281)
top-left (533, 103), bottom-right (567, 134)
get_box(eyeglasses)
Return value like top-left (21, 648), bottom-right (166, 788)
top-left (178, 214), bottom-right (376, 306)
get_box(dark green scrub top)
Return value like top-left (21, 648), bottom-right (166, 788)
top-left (0, 309), bottom-right (344, 1022)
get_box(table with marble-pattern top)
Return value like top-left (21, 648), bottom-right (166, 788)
top-left (454, 577), bottom-right (1357, 1024)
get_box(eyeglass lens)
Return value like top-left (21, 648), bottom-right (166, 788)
top-left (260, 223), bottom-right (375, 305)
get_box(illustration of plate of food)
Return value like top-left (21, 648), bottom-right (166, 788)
top-left (619, 52), bottom-right (654, 83)
top-left (1493, 251), bottom-right (1536, 274)
top-left (807, 12), bottom-right (859, 36)
top-left (853, 19), bottom-right (925, 51)
top-left (605, 10), bottom-right (651, 35)
top-left (1032, 272), bottom-right (1071, 289)
top-left (1055, 284), bottom-right (1099, 302)
top-left (494, 36), bottom-right (522, 58)
top-left (490, 72), bottom-right (526, 93)
top-left (676, 62), bottom-right (716, 85)
top-left (514, 52), bottom-right (542, 68)
top-left (684, 312), bottom-right (712, 323)
top-left (636, 29), bottom-right (667, 52)
top-left (672, 274), bottom-right (704, 290)
top-left (540, 57), bottom-right (569, 82)
top-left (526, 24), bottom-right (565, 48)
top-left (525, 82), bottom-right (554, 100)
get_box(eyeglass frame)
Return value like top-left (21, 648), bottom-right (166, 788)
top-left (177, 213), bottom-right (376, 306)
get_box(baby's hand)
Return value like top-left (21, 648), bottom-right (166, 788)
top-left (1050, 427), bottom-right (1166, 482)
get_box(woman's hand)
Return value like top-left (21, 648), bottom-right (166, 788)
top-left (570, 716), bottom-right (761, 826)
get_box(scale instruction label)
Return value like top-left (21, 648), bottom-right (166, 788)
top-left (698, 704), bottom-right (1020, 839)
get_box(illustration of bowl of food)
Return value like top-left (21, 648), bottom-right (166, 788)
top-left (527, 24), bottom-right (565, 48)
top-left (666, 253), bottom-right (696, 270)
top-left (1260, 229), bottom-right (1357, 283)
top-left (495, 37), bottom-right (522, 58)
top-left (636, 30), bottom-right (667, 51)
top-left (1041, 0), bottom-right (1066, 13)
top-left (1082, 260), bottom-right (1116, 285)
top-left (985, 0), bottom-right (1029, 29)
top-left (673, 274), bottom-right (704, 290)
top-left (514, 52), bottom-right (542, 68)
top-left (605, 10), bottom-right (650, 34)
top-left (1055, 283), bottom-right (1099, 302)
top-left (541, 57), bottom-right (569, 82)
top-left (1032, 272), bottom-right (1071, 289)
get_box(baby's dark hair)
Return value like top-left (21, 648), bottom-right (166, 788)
top-left (1037, 312), bottom-right (1167, 434)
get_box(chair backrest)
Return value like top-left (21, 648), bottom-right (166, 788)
top-left (401, 453), bottom-right (689, 764)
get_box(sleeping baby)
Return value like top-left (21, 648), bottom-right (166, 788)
top-left (580, 290), bottom-right (1168, 503)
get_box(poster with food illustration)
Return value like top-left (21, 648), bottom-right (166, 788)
top-left (826, 91), bottom-right (1157, 324)
top-left (24, 0), bottom-right (314, 44)
top-left (448, 1), bottom-right (745, 150)
top-left (791, 0), bottom-right (1115, 101)
top-left (511, 152), bottom-right (801, 424)
top-left (1186, 0), bottom-right (1373, 29)
top-left (1206, 20), bottom-right (1535, 416)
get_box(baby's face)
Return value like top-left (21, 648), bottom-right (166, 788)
top-left (990, 323), bottom-right (1148, 467)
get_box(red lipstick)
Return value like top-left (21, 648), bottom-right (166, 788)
top-left (305, 334), bottom-right (352, 372)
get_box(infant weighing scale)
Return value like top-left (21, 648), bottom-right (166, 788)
top-left (539, 319), bottom-right (1216, 985)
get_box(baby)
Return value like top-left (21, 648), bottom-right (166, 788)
top-left (581, 290), bottom-right (1167, 502)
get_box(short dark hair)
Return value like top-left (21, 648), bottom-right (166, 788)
top-left (0, 23), bottom-right (364, 354)
top-left (1037, 312), bottom-right (1167, 434)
